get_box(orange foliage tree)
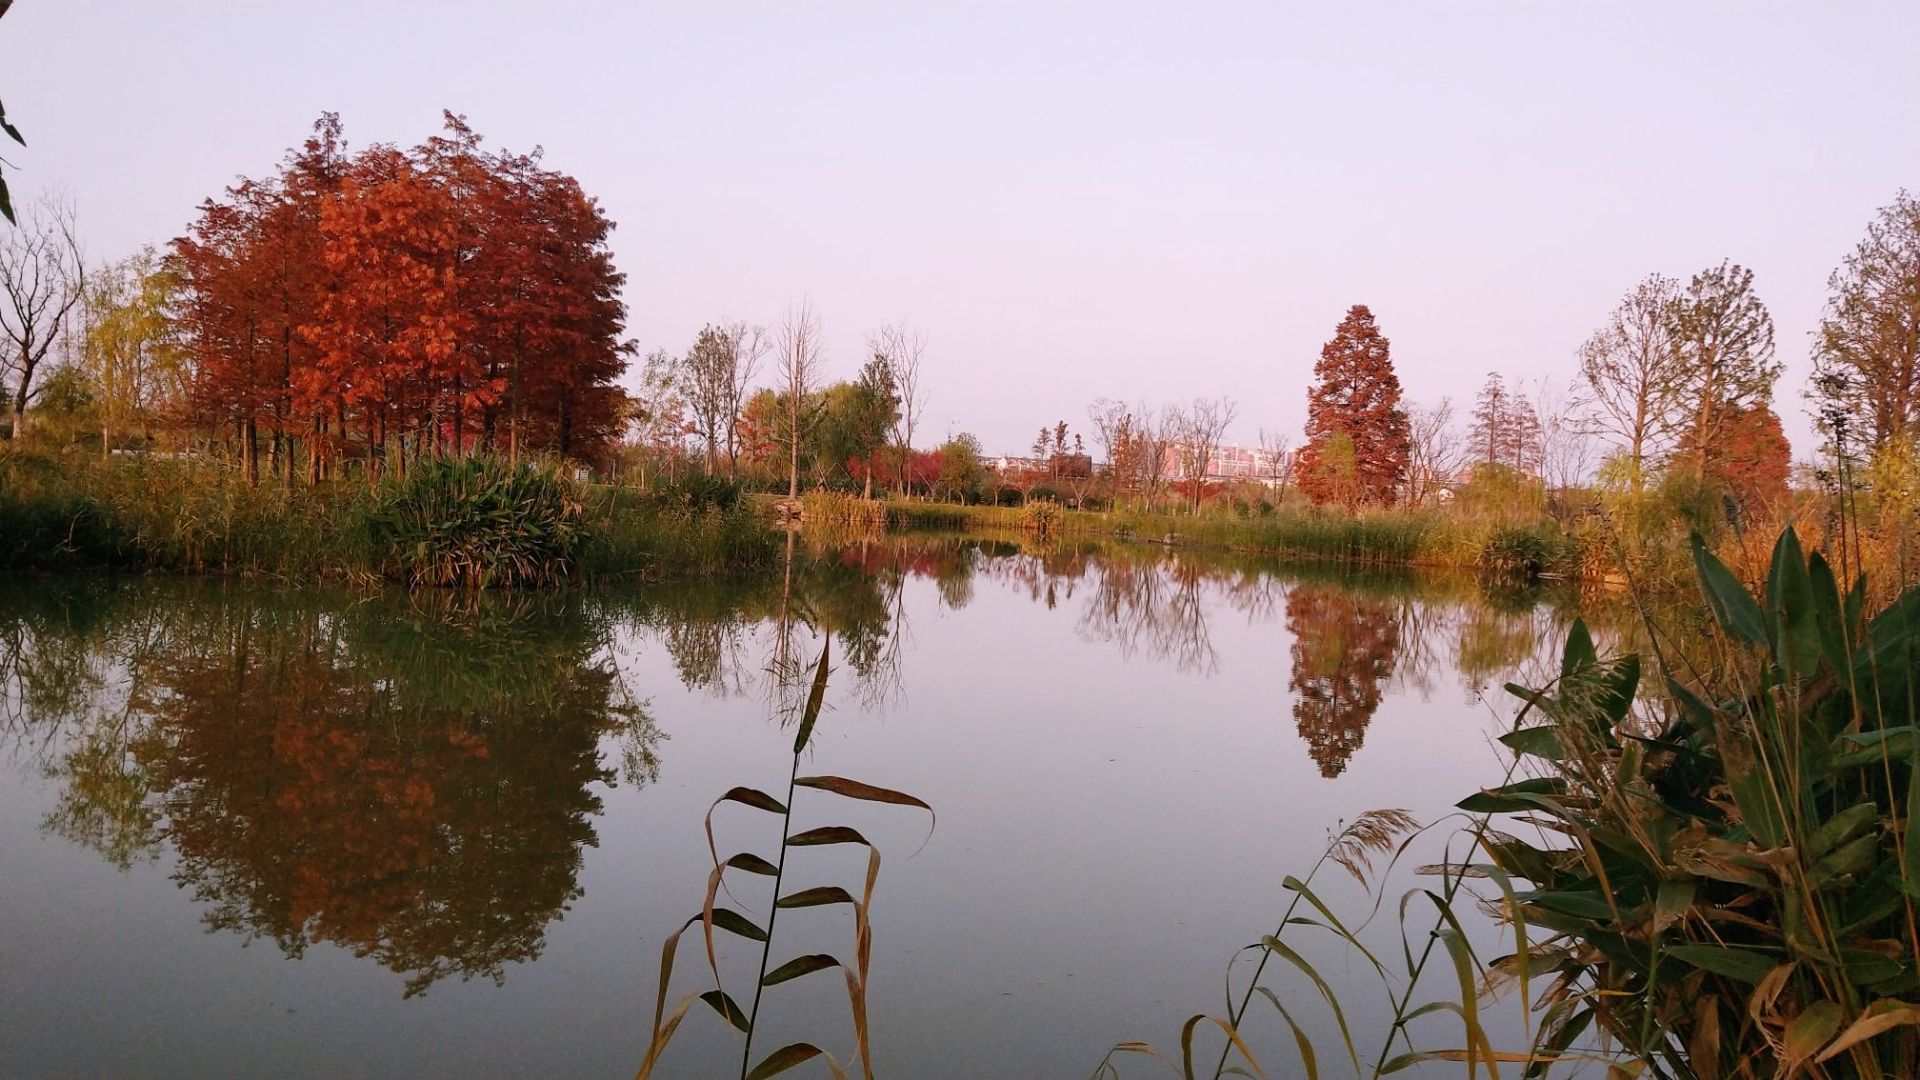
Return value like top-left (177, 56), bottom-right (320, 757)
top-left (1297, 305), bottom-right (1412, 509)
top-left (1285, 584), bottom-right (1402, 778)
top-left (1711, 403), bottom-right (1791, 518)
top-left (171, 113), bottom-right (629, 482)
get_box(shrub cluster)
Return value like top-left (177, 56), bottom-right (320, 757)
top-left (365, 456), bottom-right (585, 588)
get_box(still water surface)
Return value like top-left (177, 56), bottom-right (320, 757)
top-left (0, 535), bottom-right (1596, 1078)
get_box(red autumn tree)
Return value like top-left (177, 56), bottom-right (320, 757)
top-left (1711, 403), bottom-right (1791, 517)
top-left (1286, 584), bottom-right (1401, 778)
top-left (171, 112), bottom-right (630, 480)
top-left (1297, 305), bottom-right (1412, 509)
top-left (1469, 372), bottom-right (1544, 477)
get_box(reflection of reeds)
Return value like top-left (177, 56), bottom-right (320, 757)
top-left (636, 643), bottom-right (933, 1080)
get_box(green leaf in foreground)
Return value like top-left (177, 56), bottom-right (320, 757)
top-left (1663, 944), bottom-right (1783, 985)
top-left (714, 786), bottom-right (787, 815)
top-left (1692, 532), bottom-right (1768, 646)
top-left (776, 886), bottom-right (857, 909)
top-left (745, 1041), bottom-right (824, 1080)
top-left (706, 907), bottom-right (768, 943)
top-left (700, 989), bottom-right (750, 1032)
top-left (761, 954), bottom-right (842, 987)
top-left (786, 825), bottom-right (870, 848)
top-left (792, 643), bottom-right (831, 754)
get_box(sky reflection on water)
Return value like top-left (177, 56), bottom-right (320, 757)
top-left (0, 536), bottom-right (1612, 1078)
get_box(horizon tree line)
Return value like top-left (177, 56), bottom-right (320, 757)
top-left (7, 150), bottom-right (1915, 519)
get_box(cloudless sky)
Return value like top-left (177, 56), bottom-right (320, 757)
top-left (5, 2), bottom-right (1916, 456)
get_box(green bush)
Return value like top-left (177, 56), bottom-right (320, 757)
top-left (801, 490), bottom-right (888, 529)
top-left (367, 456), bottom-right (585, 588)
top-left (0, 447), bottom-right (373, 575)
top-left (1471, 529), bottom-right (1920, 1076)
top-left (643, 472), bottom-right (742, 513)
top-left (1476, 522), bottom-right (1573, 580)
top-left (1020, 498), bottom-right (1063, 537)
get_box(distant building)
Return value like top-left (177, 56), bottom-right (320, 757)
top-left (989, 453), bottom-right (1092, 480)
top-left (1161, 442), bottom-right (1293, 486)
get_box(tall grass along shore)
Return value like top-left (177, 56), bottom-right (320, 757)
top-left (0, 448), bottom-right (777, 586)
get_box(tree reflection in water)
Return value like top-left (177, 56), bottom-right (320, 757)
top-left (0, 536), bottom-right (1619, 1002)
top-left (5, 585), bottom-right (660, 997)
top-left (1284, 585), bottom-right (1403, 778)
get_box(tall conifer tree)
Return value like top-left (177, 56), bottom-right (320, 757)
top-left (1297, 305), bottom-right (1411, 508)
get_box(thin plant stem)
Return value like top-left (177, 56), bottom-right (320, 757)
top-left (739, 748), bottom-right (802, 1078)
top-left (1209, 844), bottom-right (1340, 1080)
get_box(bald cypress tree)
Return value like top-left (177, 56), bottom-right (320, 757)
top-left (1297, 305), bottom-right (1412, 509)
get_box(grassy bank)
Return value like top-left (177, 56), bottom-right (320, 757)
top-left (882, 498), bottom-right (1584, 576)
top-left (0, 449), bottom-right (778, 585)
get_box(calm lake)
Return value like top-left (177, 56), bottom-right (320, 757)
top-left (0, 534), bottom-right (1603, 1078)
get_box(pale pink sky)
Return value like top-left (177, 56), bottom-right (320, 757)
top-left (5, 2), bottom-right (1916, 457)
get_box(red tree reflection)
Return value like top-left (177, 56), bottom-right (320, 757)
top-left (1285, 586), bottom-right (1402, 778)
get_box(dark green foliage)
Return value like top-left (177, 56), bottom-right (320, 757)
top-left (1469, 528), bottom-right (1920, 1076)
top-left (1476, 524), bottom-right (1574, 580)
top-left (367, 456), bottom-right (585, 588)
top-left (579, 484), bottom-right (777, 582)
top-left (0, 447), bottom-right (377, 575)
top-left (643, 472), bottom-right (743, 513)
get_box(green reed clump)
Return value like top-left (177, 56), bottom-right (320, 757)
top-left (1476, 523), bottom-right (1577, 580)
top-left (802, 490), bottom-right (889, 530)
top-left (366, 455), bottom-right (585, 588)
top-left (1465, 527), bottom-right (1920, 1078)
top-left (636, 643), bottom-right (933, 1080)
top-left (582, 482), bottom-right (777, 581)
top-left (884, 501), bottom-right (1023, 531)
top-left (2, 448), bottom-right (780, 584)
top-left (1020, 498), bottom-right (1064, 537)
top-left (0, 447), bottom-right (374, 576)
top-left (1227, 509), bottom-right (1432, 566)
top-left (645, 472), bottom-right (745, 513)
top-left (878, 498), bottom-right (1584, 579)
top-left (879, 499), bottom-right (983, 526)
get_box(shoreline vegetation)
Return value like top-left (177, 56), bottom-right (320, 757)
top-left (6, 441), bottom-right (1916, 601)
top-left (801, 481), bottom-right (1918, 603)
top-left (1, 110), bottom-right (1911, 604)
top-left (0, 448), bottom-right (775, 585)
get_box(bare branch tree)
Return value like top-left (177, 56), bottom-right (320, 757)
top-left (1087, 397), bottom-right (1130, 472)
top-left (1258, 426), bottom-right (1293, 502)
top-left (1575, 273), bottom-right (1684, 491)
top-left (1811, 190), bottom-right (1920, 453)
top-left (1150, 404), bottom-right (1183, 512)
top-left (720, 321), bottom-right (766, 477)
top-left (1404, 398), bottom-right (1461, 506)
top-left (0, 194), bottom-right (85, 438)
top-left (674, 320), bottom-right (765, 477)
top-left (870, 322), bottom-right (926, 494)
top-left (775, 300), bottom-right (825, 505)
top-left (1531, 374), bottom-right (1596, 496)
top-left (1173, 396), bottom-right (1237, 513)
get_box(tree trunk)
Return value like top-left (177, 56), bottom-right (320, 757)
top-left (244, 417), bottom-right (260, 486)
